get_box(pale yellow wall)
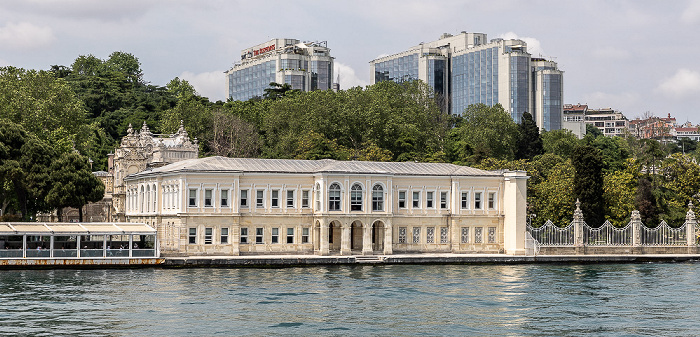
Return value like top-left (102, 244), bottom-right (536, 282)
top-left (125, 168), bottom-right (525, 256)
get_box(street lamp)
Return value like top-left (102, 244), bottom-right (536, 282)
top-left (528, 213), bottom-right (537, 227)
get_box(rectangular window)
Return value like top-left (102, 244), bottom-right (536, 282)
top-left (189, 189), bottom-right (197, 207)
top-left (412, 227), bottom-right (421, 244)
top-left (256, 190), bottom-right (264, 208)
top-left (204, 189), bottom-right (213, 207)
top-left (461, 192), bottom-right (469, 209)
top-left (221, 190), bottom-right (229, 207)
top-left (475, 227), bottom-right (483, 244)
top-left (412, 191), bottom-right (420, 208)
top-left (204, 227), bottom-right (213, 244)
top-left (488, 192), bottom-right (495, 209)
top-left (255, 227), bottom-right (263, 244)
top-left (271, 190), bottom-right (279, 208)
top-left (240, 228), bottom-right (248, 244)
top-left (301, 227), bottom-right (309, 243)
top-left (488, 227), bottom-right (496, 243)
top-left (221, 228), bottom-right (229, 244)
top-left (440, 227), bottom-right (448, 244)
top-left (301, 190), bottom-right (310, 208)
top-left (426, 191), bottom-right (434, 208)
top-left (461, 227), bottom-right (469, 243)
top-left (188, 228), bottom-right (197, 244)
top-left (427, 227), bottom-right (435, 244)
top-left (240, 190), bottom-right (248, 208)
top-left (286, 190), bottom-right (294, 208)
top-left (271, 228), bottom-right (279, 244)
top-left (286, 228), bottom-right (294, 244)
top-left (398, 227), bottom-right (407, 244)
top-left (440, 191), bottom-right (448, 209)
top-left (474, 192), bottom-right (482, 209)
top-left (398, 191), bottom-right (406, 209)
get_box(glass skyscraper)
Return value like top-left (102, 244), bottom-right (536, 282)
top-left (226, 39), bottom-right (334, 101)
top-left (369, 32), bottom-right (564, 131)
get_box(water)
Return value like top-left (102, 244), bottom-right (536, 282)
top-left (1, 263), bottom-right (700, 336)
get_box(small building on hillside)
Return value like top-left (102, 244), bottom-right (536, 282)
top-left (124, 157), bottom-right (528, 256)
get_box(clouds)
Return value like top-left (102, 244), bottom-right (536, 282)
top-left (180, 70), bottom-right (228, 102)
top-left (0, 22), bottom-right (55, 50)
top-left (655, 69), bottom-right (700, 99)
top-left (681, 0), bottom-right (700, 24)
top-left (334, 62), bottom-right (368, 89)
top-left (583, 91), bottom-right (641, 112)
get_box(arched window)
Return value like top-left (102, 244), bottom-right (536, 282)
top-left (140, 186), bottom-right (145, 213)
top-left (152, 184), bottom-right (157, 211)
top-left (328, 183), bottom-right (341, 211)
top-left (351, 183), bottom-right (363, 211)
top-left (146, 185), bottom-right (151, 213)
top-left (372, 184), bottom-right (384, 211)
top-left (315, 183), bottom-right (321, 210)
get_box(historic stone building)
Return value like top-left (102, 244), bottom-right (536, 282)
top-left (124, 157), bottom-right (529, 256)
top-left (110, 121), bottom-right (199, 221)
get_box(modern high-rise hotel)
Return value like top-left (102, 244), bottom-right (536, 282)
top-left (226, 39), bottom-right (334, 101)
top-left (369, 32), bottom-right (563, 130)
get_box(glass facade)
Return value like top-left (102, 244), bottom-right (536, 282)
top-left (541, 73), bottom-right (562, 130)
top-left (509, 54), bottom-right (530, 123)
top-left (310, 60), bottom-right (332, 91)
top-left (427, 58), bottom-right (446, 97)
top-left (285, 74), bottom-right (306, 91)
top-left (450, 47), bottom-right (499, 115)
top-left (228, 60), bottom-right (276, 101)
top-left (373, 53), bottom-right (419, 83)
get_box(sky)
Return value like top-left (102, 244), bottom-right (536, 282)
top-left (1, 0), bottom-right (700, 124)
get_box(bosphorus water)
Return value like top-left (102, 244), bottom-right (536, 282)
top-left (2, 263), bottom-right (700, 336)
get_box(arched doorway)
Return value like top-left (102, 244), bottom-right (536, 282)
top-left (372, 221), bottom-right (385, 252)
top-left (328, 221), bottom-right (342, 252)
top-left (351, 221), bottom-right (363, 251)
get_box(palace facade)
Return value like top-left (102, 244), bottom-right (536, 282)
top-left (124, 156), bottom-right (528, 256)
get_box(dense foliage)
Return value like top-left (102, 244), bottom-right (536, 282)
top-left (1, 52), bottom-right (699, 226)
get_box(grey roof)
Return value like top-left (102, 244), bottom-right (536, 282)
top-left (127, 156), bottom-right (501, 179)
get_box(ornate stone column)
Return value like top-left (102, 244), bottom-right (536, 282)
top-left (362, 222), bottom-right (372, 255)
top-left (631, 210), bottom-right (642, 247)
top-left (383, 220), bottom-right (393, 255)
top-left (573, 199), bottom-right (584, 248)
top-left (341, 221), bottom-right (352, 255)
top-left (686, 202), bottom-right (696, 248)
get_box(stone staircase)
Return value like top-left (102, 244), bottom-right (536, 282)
top-left (354, 255), bottom-right (385, 264)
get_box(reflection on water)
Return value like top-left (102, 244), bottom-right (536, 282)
top-left (2, 263), bottom-right (700, 336)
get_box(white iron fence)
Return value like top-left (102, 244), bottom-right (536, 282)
top-left (527, 200), bottom-right (698, 248)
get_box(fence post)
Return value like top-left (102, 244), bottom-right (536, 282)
top-left (686, 201), bottom-right (696, 247)
top-left (573, 199), bottom-right (584, 249)
top-left (631, 210), bottom-right (642, 247)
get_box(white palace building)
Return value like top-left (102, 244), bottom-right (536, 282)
top-left (123, 156), bottom-right (528, 256)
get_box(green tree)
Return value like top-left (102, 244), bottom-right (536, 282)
top-left (46, 152), bottom-right (105, 222)
top-left (572, 145), bottom-right (605, 226)
top-left (448, 103), bottom-right (518, 165)
top-left (0, 66), bottom-right (88, 154)
top-left (658, 153), bottom-right (700, 224)
top-left (635, 175), bottom-right (658, 226)
top-left (0, 120), bottom-right (56, 220)
top-left (263, 82), bottom-right (295, 100)
top-left (515, 111), bottom-right (543, 160)
top-left (542, 129), bottom-right (580, 159)
top-left (603, 159), bottom-right (639, 227)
